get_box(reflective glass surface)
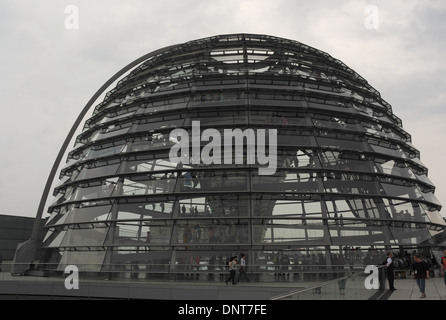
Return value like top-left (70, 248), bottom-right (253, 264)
top-left (40, 34), bottom-right (444, 277)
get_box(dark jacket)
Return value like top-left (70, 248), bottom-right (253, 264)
top-left (412, 260), bottom-right (429, 279)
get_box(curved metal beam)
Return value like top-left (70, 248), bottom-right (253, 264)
top-left (31, 44), bottom-right (178, 240)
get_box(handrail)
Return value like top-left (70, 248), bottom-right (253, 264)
top-left (270, 274), bottom-right (352, 300)
top-left (7, 261), bottom-right (374, 277)
top-left (270, 265), bottom-right (385, 300)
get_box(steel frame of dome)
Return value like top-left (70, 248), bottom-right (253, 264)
top-left (35, 33), bottom-right (444, 276)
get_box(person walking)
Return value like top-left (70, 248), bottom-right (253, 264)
top-left (236, 253), bottom-right (251, 283)
top-left (440, 249), bottom-right (446, 288)
top-left (412, 254), bottom-right (429, 298)
top-left (225, 256), bottom-right (237, 285)
top-left (384, 251), bottom-right (396, 290)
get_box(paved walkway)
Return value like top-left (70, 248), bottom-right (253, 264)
top-left (388, 276), bottom-right (446, 300)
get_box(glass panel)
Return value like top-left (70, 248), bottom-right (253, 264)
top-left (117, 202), bottom-right (174, 219)
top-left (58, 251), bottom-right (106, 272)
top-left (252, 171), bottom-right (320, 192)
top-left (380, 183), bottom-right (423, 200)
top-left (319, 151), bottom-right (374, 173)
top-left (77, 163), bottom-right (121, 180)
top-left (118, 174), bottom-right (172, 196)
top-left (122, 158), bottom-right (179, 173)
top-left (415, 174), bottom-right (435, 189)
top-left (308, 101), bottom-right (352, 115)
top-left (114, 220), bottom-right (173, 246)
top-left (43, 229), bottom-right (53, 243)
top-left (252, 198), bottom-right (323, 222)
top-left (317, 137), bottom-right (369, 152)
top-left (312, 115), bottom-right (361, 132)
top-left (60, 228), bottom-right (108, 247)
top-left (258, 220), bottom-right (325, 244)
top-left (46, 230), bottom-right (66, 247)
top-left (426, 210), bottom-right (446, 227)
top-left (95, 126), bottom-right (131, 141)
top-left (375, 159), bottom-right (416, 179)
top-left (135, 100), bottom-right (189, 115)
top-left (134, 120), bottom-right (184, 133)
top-left (382, 198), bottom-right (429, 223)
top-left (171, 250), bottom-right (236, 273)
top-left (279, 149), bottom-right (319, 169)
top-left (49, 191), bottom-right (70, 207)
top-left (421, 191), bottom-right (442, 207)
top-left (262, 199), bottom-right (304, 217)
top-left (370, 144), bottom-right (407, 159)
top-left (329, 221), bottom-right (375, 246)
top-left (386, 200), bottom-right (419, 221)
top-left (54, 174), bottom-right (72, 189)
top-left (278, 134), bottom-right (315, 147)
top-left (99, 107), bottom-right (139, 125)
top-left (173, 219), bottom-right (249, 245)
top-left (323, 178), bottom-right (380, 195)
top-left (129, 133), bottom-right (173, 152)
top-left (71, 178), bottom-right (118, 201)
top-left (191, 91), bottom-right (245, 107)
top-left (179, 194), bottom-right (249, 217)
top-left (63, 205), bottom-right (113, 224)
top-left (363, 122), bottom-right (406, 142)
top-left (176, 170), bottom-right (248, 193)
top-left (188, 110), bottom-right (248, 126)
top-left (46, 205), bottom-right (72, 226)
top-left (389, 225), bottom-right (431, 245)
top-left (85, 144), bottom-right (125, 160)
top-left (326, 200), bottom-right (359, 221)
top-left (250, 111), bottom-right (310, 127)
top-left (341, 199), bottom-right (372, 220)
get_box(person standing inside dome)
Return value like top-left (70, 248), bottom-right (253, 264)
top-left (412, 254), bottom-right (429, 298)
top-left (384, 251), bottom-right (396, 291)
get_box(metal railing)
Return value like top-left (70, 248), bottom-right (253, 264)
top-left (270, 265), bottom-right (387, 300)
top-left (1, 261), bottom-right (386, 299)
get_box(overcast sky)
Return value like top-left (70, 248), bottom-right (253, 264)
top-left (0, 0), bottom-right (445, 218)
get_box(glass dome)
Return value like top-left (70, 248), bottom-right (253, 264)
top-left (40, 34), bottom-right (444, 276)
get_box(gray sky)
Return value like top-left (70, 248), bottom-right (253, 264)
top-left (0, 0), bottom-right (445, 218)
